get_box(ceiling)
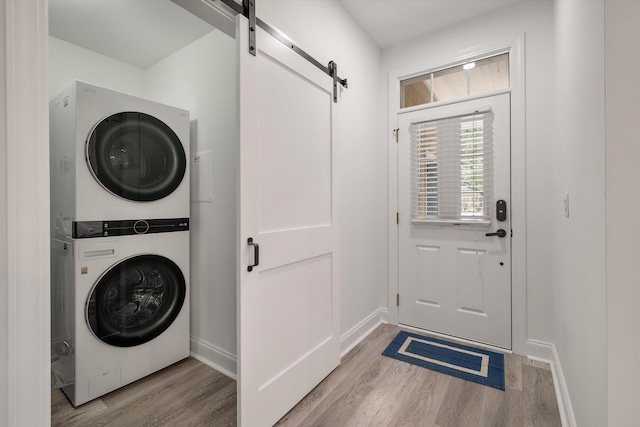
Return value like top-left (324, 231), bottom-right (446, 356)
top-left (338, 0), bottom-right (524, 49)
top-left (49, 0), bottom-right (524, 69)
top-left (48, 0), bottom-right (215, 69)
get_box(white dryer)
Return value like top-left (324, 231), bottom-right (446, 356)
top-left (50, 81), bottom-right (190, 239)
top-left (54, 226), bottom-right (190, 406)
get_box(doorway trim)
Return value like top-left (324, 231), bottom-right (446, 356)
top-left (2, 0), bottom-right (51, 426)
top-left (387, 34), bottom-right (527, 355)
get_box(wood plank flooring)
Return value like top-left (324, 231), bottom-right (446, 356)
top-left (52, 324), bottom-right (561, 426)
top-left (51, 357), bottom-right (236, 427)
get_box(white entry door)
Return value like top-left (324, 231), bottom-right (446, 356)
top-left (398, 93), bottom-right (511, 349)
top-left (236, 16), bottom-right (340, 427)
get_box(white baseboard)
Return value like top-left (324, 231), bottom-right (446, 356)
top-left (525, 339), bottom-right (576, 427)
top-left (550, 344), bottom-right (577, 427)
top-left (340, 308), bottom-right (389, 358)
top-left (189, 307), bottom-right (391, 380)
top-left (525, 338), bottom-right (554, 361)
top-left (190, 336), bottom-right (237, 380)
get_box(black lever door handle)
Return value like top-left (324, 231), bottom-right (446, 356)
top-left (485, 229), bottom-right (507, 238)
top-left (247, 238), bottom-right (259, 272)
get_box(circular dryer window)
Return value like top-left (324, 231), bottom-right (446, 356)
top-left (86, 112), bottom-right (187, 202)
top-left (87, 255), bottom-right (186, 347)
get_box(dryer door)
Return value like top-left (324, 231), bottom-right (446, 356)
top-left (86, 112), bottom-right (187, 201)
top-left (87, 254), bottom-right (186, 347)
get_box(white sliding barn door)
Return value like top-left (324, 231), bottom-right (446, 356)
top-left (236, 16), bottom-right (340, 427)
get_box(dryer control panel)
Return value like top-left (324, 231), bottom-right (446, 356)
top-left (73, 218), bottom-right (189, 239)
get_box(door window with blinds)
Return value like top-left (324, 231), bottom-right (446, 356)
top-left (410, 110), bottom-right (494, 223)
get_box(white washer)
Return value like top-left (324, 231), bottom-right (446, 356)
top-left (50, 81), bottom-right (190, 239)
top-left (55, 230), bottom-right (190, 406)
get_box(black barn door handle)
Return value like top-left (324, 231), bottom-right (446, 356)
top-left (247, 238), bottom-right (259, 272)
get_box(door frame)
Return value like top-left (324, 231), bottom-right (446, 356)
top-left (2, 1), bottom-right (51, 426)
top-left (387, 34), bottom-right (528, 355)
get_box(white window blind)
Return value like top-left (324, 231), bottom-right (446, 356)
top-left (409, 109), bottom-right (494, 223)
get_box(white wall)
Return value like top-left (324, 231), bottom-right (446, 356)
top-left (49, 29), bottom-right (238, 375)
top-left (49, 36), bottom-right (146, 99)
top-left (256, 0), bottom-right (385, 344)
top-left (553, 1), bottom-right (607, 426)
top-left (606, 0), bottom-right (639, 425)
top-left (381, 0), bottom-right (556, 348)
top-left (144, 30), bottom-right (238, 375)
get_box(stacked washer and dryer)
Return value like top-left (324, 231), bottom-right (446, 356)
top-left (50, 81), bottom-right (191, 406)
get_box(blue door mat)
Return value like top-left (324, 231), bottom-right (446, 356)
top-left (382, 330), bottom-right (505, 390)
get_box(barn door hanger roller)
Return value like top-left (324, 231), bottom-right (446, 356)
top-left (216, 0), bottom-right (349, 102)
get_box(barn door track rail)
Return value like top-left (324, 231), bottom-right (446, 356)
top-left (217, 0), bottom-right (348, 102)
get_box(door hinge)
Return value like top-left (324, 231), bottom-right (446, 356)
top-left (393, 128), bottom-right (399, 143)
top-left (396, 293), bottom-right (400, 306)
top-left (396, 212), bottom-right (399, 224)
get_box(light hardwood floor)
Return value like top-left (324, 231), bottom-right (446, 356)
top-left (52, 324), bottom-right (561, 426)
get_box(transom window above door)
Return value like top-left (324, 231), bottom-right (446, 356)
top-left (401, 53), bottom-right (509, 108)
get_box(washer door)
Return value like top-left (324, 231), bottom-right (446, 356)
top-left (86, 112), bottom-right (187, 202)
top-left (87, 255), bottom-right (186, 347)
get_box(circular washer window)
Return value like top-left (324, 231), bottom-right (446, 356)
top-left (87, 255), bottom-right (186, 347)
top-left (86, 112), bottom-right (186, 202)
